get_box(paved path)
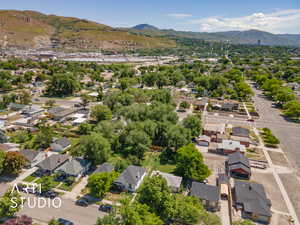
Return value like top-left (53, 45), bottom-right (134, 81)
top-left (9, 167), bottom-right (38, 185)
top-left (18, 194), bottom-right (106, 225)
top-left (254, 125), bottom-right (299, 225)
top-left (220, 200), bottom-right (230, 225)
top-left (63, 176), bottom-right (88, 200)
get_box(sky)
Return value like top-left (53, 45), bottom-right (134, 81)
top-left (1, 0), bottom-right (300, 34)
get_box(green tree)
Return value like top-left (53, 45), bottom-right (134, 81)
top-left (173, 195), bottom-right (206, 225)
top-left (31, 126), bottom-right (54, 149)
top-left (0, 151), bottom-right (6, 175)
top-left (91, 105), bottom-right (112, 122)
top-left (45, 99), bottom-right (56, 108)
top-left (45, 73), bottom-right (80, 97)
top-left (175, 144), bottom-right (211, 182)
top-left (138, 176), bottom-right (174, 221)
top-left (120, 129), bottom-right (151, 159)
top-left (48, 219), bottom-right (59, 225)
top-left (120, 200), bottom-right (164, 225)
top-left (180, 101), bottom-right (190, 109)
top-left (88, 171), bottom-right (119, 198)
top-left (4, 152), bottom-right (26, 175)
top-left (81, 94), bottom-right (91, 108)
top-left (0, 190), bottom-right (22, 218)
top-left (74, 133), bottom-right (111, 165)
top-left (283, 100), bottom-right (300, 119)
top-left (166, 125), bottom-right (191, 150)
top-left (183, 115), bottom-right (202, 138)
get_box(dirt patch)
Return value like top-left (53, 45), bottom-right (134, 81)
top-left (279, 173), bottom-right (300, 218)
top-left (268, 151), bottom-right (289, 167)
top-left (270, 213), bottom-right (291, 225)
top-left (203, 152), bottom-right (227, 185)
top-left (252, 172), bottom-right (288, 213)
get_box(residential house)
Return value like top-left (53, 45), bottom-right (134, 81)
top-left (196, 135), bottom-right (210, 147)
top-left (50, 137), bottom-right (71, 153)
top-left (21, 105), bottom-right (44, 117)
top-left (221, 102), bottom-right (239, 111)
top-left (211, 134), bottom-right (227, 143)
top-left (8, 103), bottom-right (26, 111)
top-left (203, 123), bottom-right (225, 137)
top-left (114, 165), bottom-right (146, 192)
top-left (230, 136), bottom-right (251, 147)
top-left (234, 180), bottom-right (272, 224)
top-left (93, 162), bottom-right (114, 174)
top-left (48, 107), bottom-right (76, 121)
top-left (232, 127), bottom-right (250, 138)
top-left (37, 154), bottom-right (69, 175)
top-left (226, 152), bottom-right (251, 179)
top-left (217, 140), bottom-right (246, 155)
top-left (190, 182), bottom-right (220, 212)
top-left (152, 171), bottom-right (182, 192)
top-left (55, 157), bottom-right (91, 180)
top-left (20, 149), bottom-right (47, 168)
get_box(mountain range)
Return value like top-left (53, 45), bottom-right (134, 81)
top-left (130, 24), bottom-right (300, 47)
top-left (0, 9), bottom-right (299, 51)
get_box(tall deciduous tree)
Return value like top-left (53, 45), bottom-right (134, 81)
top-left (88, 171), bottom-right (119, 198)
top-left (175, 144), bottom-right (211, 182)
top-left (182, 115), bottom-right (202, 138)
top-left (91, 105), bottom-right (112, 122)
top-left (4, 152), bottom-right (26, 175)
top-left (74, 133), bottom-right (111, 165)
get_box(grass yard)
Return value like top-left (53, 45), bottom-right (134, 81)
top-left (23, 175), bottom-right (37, 183)
top-left (142, 152), bottom-right (176, 173)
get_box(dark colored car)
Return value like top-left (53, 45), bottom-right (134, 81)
top-left (57, 218), bottom-right (74, 225)
top-left (99, 204), bottom-right (113, 213)
top-left (40, 190), bottom-right (59, 199)
top-left (76, 199), bottom-right (89, 207)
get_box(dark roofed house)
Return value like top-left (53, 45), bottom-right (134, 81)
top-left (234, 180), bottom-right (272, 224)
top-left (190, 182), bottom-right (220, 212)
top-left (37, 154), bottom-right (69, 175)
top-left (114, 165), bottom-right (146, 192)
top-left (226, 152), bottom-right (251, 179)
top-left (48, 107), bottom-right (76, 121)
top-left (232, 127), bottom-right (250, 138)
top-left (50, 137), bottom-right (71, 152)
top-left (56, 157), bottom-right (91, 180)
top-left (20, 149), bottom-right (46, 168)
top-left (93, 162), bottom-right (114, 174)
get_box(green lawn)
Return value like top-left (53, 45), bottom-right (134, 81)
top-left (23, 175), bottom-right (37, 182)
top-left (142, 152), bottom-right (176, 173)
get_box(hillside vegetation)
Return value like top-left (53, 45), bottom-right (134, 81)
top-left (0, 10), bottom-right (175, 50)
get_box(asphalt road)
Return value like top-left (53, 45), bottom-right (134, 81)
top-left (252, 87), bottom-right (300, 177)
top-left (18, 195), bottom-right (106, 225)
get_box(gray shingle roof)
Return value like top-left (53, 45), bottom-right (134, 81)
top-left (94, 162), bottom-right (114, 174)
top-left (37, 154), bottom-right (69, 171)
top-left (56, 158), bottom-right (90, 176)
top-left (228, 152), bottom-right (250, 168)
top-left (232, 127), bottom-right (250, 138)
top-left (235, 180), bottom-right (271, 217)
top-left (190, 182), bottom-right (220, 202)
top-left (152, 171), bottom-right (182, 189)
top-left (115, 165), bottom-right (146, 188)
top-left (54, 137), bottom-right (71, 149)
top-left (20, 149), bottom-right (40, 163)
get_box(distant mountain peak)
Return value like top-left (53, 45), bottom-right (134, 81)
top-left (132, 24), bottom-right (159, 31)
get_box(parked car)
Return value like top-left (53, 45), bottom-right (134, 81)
top-left (40, 190), bottom-right (59, 199)
top-left (76, 199), bottom-right (89, 207)
top-left (99, 204), bottom-right (113, 213)
top-left (57, 218), bottom-right (74, 225)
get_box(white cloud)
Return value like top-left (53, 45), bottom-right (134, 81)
top-left (167, 13), bottom-right (192, 19)
top-left (188, 9), bottom-right (300, 33)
